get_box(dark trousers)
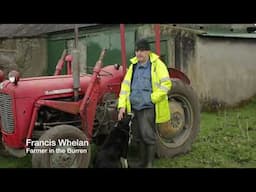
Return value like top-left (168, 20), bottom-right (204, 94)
top-left (131, 108), bottom-right (156, 145)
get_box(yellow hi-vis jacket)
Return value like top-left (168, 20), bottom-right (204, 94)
top-left (118, 52), bottom-right (172, 123)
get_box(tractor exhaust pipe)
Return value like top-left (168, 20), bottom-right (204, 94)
top-left (72, 24), bottom-right (80, 101)
top-left (120, 24), bottom-right (127, 76)
top-left (154, 24), bottom-right (161, 56)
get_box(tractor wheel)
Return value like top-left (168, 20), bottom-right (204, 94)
top-left (32, 125), bottom-right (91, 168)
top-left (156, 79), bottom-right (200, 158)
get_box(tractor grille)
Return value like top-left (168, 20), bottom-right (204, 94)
top-left (0, 93), bottom-right (14, 134)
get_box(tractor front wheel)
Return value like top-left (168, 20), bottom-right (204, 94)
top-left (32, 125), bottom-right (91, 168)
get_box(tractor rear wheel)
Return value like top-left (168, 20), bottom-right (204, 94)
top-left (156, 79), bottom-right (200, 158)
top-left (32, 125), bottom-right (91, 168)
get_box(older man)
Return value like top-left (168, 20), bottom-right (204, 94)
top-left (118, 38), bottom-right (172, 168)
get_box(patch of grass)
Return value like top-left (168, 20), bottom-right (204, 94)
top-left (154, 96), bottom-right (256, 168)
top-left (0, 154), bottom-right (31, 168)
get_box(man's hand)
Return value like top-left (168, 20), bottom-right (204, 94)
top-left (118, 108), bottom-right (125, 121)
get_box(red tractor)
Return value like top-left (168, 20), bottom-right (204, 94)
top-left (0, 24), bottom-right (200, 168)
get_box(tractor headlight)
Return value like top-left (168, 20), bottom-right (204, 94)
top-left (8, 70), bottom-right (20, 85)
top-left (0, 82), bottom-right (4, 89)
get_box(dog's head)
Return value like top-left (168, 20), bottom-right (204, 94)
top-left (115, 113), bottom-right (133, 131)
top-left (102, 114), bottom-right (133, 153)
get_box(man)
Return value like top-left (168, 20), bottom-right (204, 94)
top-left (118, 38), bottom-right (172, 168)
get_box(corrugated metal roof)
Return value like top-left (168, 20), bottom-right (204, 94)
top-left (0, 24), bottom-right (99, 38)
top-left (199, 32), bottom-right (256, 39)
top-left (174, 24), bottom-right (255, 33)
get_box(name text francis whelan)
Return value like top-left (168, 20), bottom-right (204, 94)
top-left (26, 138), bottom-right (89, 147)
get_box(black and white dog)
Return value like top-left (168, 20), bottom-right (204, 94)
top-left (94, 114), bottom-right (133, 168)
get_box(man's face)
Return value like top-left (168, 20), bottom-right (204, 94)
top-left (135, 50), bottom-right (150, 64)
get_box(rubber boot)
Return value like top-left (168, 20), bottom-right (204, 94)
top-left (144, 144), bottom-right (155, 168)
top-left (137, 142), bottom-right (146, 167)
top-left (130, 142), bottom-right (145, 168)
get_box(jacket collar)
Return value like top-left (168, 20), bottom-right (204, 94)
top-left (130, 52), bottom-right (159, 65)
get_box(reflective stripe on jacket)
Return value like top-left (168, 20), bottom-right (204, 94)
top-left (118, 52), bottom-right (172, 123)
